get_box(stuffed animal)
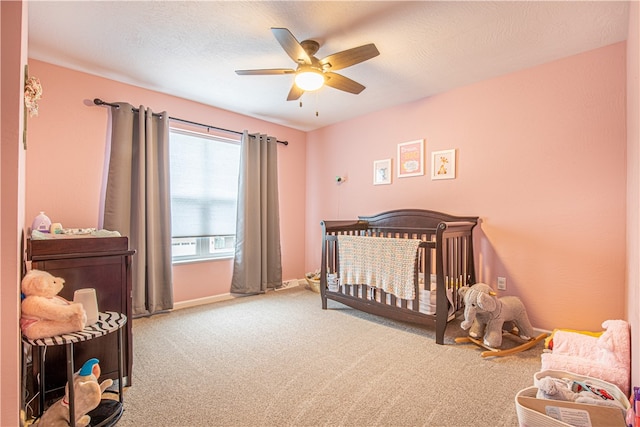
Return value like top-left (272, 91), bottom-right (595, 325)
top-left (536, 375), bottom-right (626, 410)
top-left (459, 282), bottom-right (535, 348)
top-left (458, 283), bottom-right (494, 341)
top-left (21, 269), bottom-right (86, 340)
top-left (35, 358), bottom-right (113, 427)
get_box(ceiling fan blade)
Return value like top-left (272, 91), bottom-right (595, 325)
top-left (271, 27), bottom-right (312, 65)
top-left (286, 83), bottom-right (305, 101)
top-left (235, 68), bottom-right (295, 76)
top-left (320, 43), bottom-right (380, 71)
top-left (324, 72), bottom-right (366, 94)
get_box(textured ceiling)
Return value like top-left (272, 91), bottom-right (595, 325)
top-left (28, 1), bottom-right (629, 132)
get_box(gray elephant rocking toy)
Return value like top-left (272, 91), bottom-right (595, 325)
top-left (455, 283), bottom-right (547, 357)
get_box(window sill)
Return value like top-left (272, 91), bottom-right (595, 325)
top-left (172, 254), bottom-right (234, 266)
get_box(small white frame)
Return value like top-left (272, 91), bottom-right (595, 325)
top-left (431, 149), bottom-right (456, 180)
top-left (373, 159), bottom-right (392, 185)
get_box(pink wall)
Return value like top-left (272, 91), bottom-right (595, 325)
top-left (25, 60), bottom-right (307, 303)
top-left (1, 1), bottom-right (28, 425)
top-left (305, 43), bottom-right (627, 333)
top-left (627, 0), bottom-right (640, 397)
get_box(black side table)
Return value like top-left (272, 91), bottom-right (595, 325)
top-left (23, 311), bottom-right (127, 427)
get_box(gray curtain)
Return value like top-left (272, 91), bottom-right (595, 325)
top-left (103, 102), bottom-right (173, 316)
top-left (231, 131), bottom-right (283, 294)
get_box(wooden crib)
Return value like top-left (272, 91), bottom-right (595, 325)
top-left (320, 209), bottom-right (478, 345)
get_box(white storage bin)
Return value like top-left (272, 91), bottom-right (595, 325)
top-left (515, 370), bottom-right (629, 427)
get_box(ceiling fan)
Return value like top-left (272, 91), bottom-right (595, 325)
top-left (235, 27), bottom-right (380, 101)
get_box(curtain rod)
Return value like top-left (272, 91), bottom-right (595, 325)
top-left (93, 98), bottom-right (288, 146)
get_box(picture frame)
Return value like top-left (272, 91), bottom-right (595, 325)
top-left (397, 139), bottom-right (424, 178)
top-left (373, 159), bottom-right (392, 185)
top-left (431, 149), bottom-right (456, 180)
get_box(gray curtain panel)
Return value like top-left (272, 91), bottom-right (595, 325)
top-left (231, 132), bottom-right (283, 294)
top-left (103, 102), bottom-right (173, 316)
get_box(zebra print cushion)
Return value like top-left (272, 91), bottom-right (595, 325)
top-left (22, 311), bottom-right (126, 346)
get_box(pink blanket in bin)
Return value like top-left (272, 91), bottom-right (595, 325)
top-left (540, 319), bottom-right (631, 395)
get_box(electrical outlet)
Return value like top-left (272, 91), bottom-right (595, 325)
top-left (497, 277), bottom-right (507, 291)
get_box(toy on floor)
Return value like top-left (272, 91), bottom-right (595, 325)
top-left (455, 283), bottom-right (546, 357)
top-left (35, 358), bottom-right (113, 427)
top-left (536, 375), bottom-right (626, 411)
top-left (458, 282), bottom-right (536, 347)
top-left (540, 319), bottom-right (630, 395)
top-left (21, 269), bottom-right (86, 340)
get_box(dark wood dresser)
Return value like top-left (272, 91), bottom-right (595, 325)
top-left (26, 236), bottom-right (135, 404)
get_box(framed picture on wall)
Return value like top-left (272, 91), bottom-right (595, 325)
top-left (373, 159), bottom-right (392, 185)
top-left (431, 149), bottom-right (456, 180)
top-left (397, 139), bottom-right (424, 178)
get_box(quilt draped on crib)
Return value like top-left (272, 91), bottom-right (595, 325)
top-left (337, 235), bottom-right (421, 299)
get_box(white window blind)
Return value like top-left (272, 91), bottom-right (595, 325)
top-left (169, 129), bottom-right (240, 261)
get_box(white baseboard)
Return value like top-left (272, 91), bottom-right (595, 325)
top-left (172, 278), bottom-right (305, 309)
top-left (173, 293), bottom-right (235, 310)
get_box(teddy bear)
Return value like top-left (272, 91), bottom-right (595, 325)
top-left (35, 358), bottom-right (113, 427)
top-left (458, 282), bottom-right (535, 348)
top-left (21, 269), bottom-right (86, 340)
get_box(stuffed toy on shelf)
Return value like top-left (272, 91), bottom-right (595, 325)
top-left (21, 269), bottom-right (86, 340)
top-left (35, 358), bottom-right (113, 427)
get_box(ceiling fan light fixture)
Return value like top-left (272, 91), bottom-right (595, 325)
top-left (295, 69), bottom-right (325, 91)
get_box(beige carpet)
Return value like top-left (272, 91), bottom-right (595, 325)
top-left (116, 286), bottom-right (542, 426)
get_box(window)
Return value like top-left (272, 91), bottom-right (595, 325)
top-left (169, 129), bottom-right (241, 263)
